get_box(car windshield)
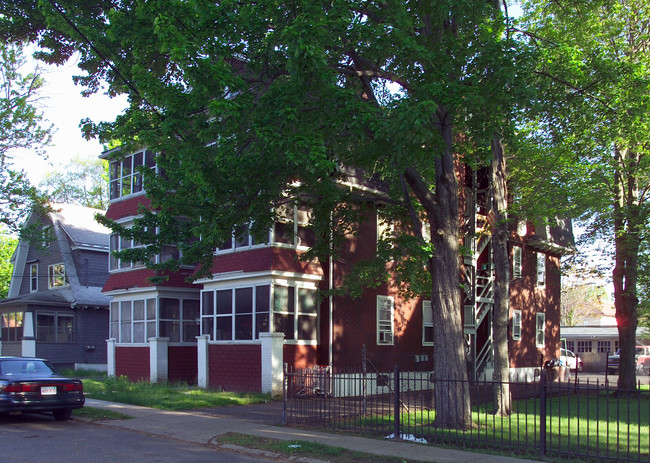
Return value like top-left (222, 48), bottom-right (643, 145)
top-left (0, 359), bottom-right (56, 377)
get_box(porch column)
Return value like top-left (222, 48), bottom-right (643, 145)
top-left (149, 337), bottom-right (169, 383)
top-left (196, 335), bottom-right (209, 389)
top-left (260, 332), bottom-right (284, 395)
top-left (106, 338), bottom-right (116, 377)
top-left (21, 312), bottom-right (36, 357)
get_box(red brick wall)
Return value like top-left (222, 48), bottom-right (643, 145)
top-left (115, 346), bottom-right (149, 381)
top-left (283, 345), bottom-right (319, 369)
top-left (509, 243), bottom-right (562, 369)
top-left (169, 346), bottom-right (198, 384)
top-left (207, 344), bottom-right (261, 392)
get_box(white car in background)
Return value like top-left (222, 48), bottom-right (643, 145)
top-left (560, 348), bottom-right (584, 372)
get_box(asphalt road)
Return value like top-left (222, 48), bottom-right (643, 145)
top-left (0, 413), bottom-right (274, 463)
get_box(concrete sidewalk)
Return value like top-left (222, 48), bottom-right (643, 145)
top-left (83, 399), bottom-right (542, 463)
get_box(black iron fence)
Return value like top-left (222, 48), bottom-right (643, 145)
top-left (283, 364), bottom-right (650, 463)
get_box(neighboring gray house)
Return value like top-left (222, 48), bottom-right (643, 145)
top-left (0, 204), bottom-right (110, 370)
top-left (561, 325), bottom-right (649, 372)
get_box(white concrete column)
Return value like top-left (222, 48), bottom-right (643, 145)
top-left (196, 335), bottom-right (209, 389)
top-left (21, 339), bottom-right (36, 357)
top-left (149, 337), bottom-right (169, 383)
top-left (106, 338), bottom-right (116, 377)
top-left (21, 312), bottom-right (36, 357)
top-left (260, 332), bottom-right (284, 395)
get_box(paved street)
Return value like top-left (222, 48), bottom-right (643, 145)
top-left (570, 372), bottom-right (650, 386)
top-left (0, 413), bottom-right (274, 463)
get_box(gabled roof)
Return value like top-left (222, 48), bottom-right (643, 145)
top-left (5, 203), bottom-right (110, 307)
top-left (49, 203), bottom-right (109, 250)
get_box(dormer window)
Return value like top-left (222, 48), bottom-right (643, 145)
top-left (109, 150), bottom-right (156, 200)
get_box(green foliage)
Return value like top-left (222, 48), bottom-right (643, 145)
top-left (2, 1), bottom-right (531, 289)
top-left (517, 0), bottom-right (650, 389)
top-left (39, 155), bottom-right (109, 209)
top-left (0, 41), bottom-right (52, 231)
top-left (0, 229), bottom-right (18, 299)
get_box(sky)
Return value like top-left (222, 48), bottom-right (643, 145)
top-left (12, 54), bottom-right (128, 184)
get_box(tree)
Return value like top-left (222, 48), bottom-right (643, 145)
top-left (4, 0), bottom-right (530, 428)
top-left (0, 41), bottom-right (52, 230)
top-left (0, 230), bottom-right (18, 299)
top-left (561, 283), bottom-right (609, 326)
top-left (39, 155), bottom-right (109, 209)
top-left (519, 0), bottom-right (650, 390)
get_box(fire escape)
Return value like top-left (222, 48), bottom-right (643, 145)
top-left (461, 167), bottom-right (494, 382)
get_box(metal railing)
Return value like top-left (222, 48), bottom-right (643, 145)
top-left (283, 365), bottom-right (650, 463)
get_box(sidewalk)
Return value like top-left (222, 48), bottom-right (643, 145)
top-left (83, 399), bottom-right (543, 463)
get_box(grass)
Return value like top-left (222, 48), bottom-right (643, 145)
top-left (216, 432), bottom-right (414, 463)
top-left (80, 375), bottom-right (273, 410)
top-left (343, 390), bottom-right (650, 459)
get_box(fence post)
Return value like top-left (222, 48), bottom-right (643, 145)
top-left (362, 344), bottom-right (367, 415)
top-left (539, 368), bottom-right (546, 456)
top-left (283, 362), bottom-right (288, 426)
top-left (393, 364), bottom-right (400, 439)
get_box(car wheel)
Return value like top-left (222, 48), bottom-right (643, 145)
top-left (52, 409), bottom-right (72, 421)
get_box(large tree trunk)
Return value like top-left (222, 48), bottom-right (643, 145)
top-left (405, 107), bottom-right (471, 429)
top-left (491, 136), bottom-right (511, 415)
top-left (613, 145), bottom-right (641, 391)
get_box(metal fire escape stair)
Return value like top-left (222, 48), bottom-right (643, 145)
top-left (462, 170), bottom-right (495, 382)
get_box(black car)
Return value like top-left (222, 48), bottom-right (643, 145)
top-left (0, 357), bottom-right (85, 421)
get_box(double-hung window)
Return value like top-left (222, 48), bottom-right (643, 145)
top-left (512, 246), bottom-right (522, 279)
top-left (536, 252), bottom-right (546, 287)
top-left (377, 295), bottom-right (394, 345)
top-left (512, 310), bottom-right (522, 341)
top-left (48, 263), bottom-right (68, 288)
top-left (535, 312), bottom-right (545, 348)
top-left (422, 301), bottom-right (433, 345)
top-left (29, 263), bottom-right (38, 292)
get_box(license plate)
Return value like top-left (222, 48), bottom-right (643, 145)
top-left (41, 386), bottom-right (57, 396)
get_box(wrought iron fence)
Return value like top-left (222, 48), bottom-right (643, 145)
top-left (283, 364), bottom-right (650, 463)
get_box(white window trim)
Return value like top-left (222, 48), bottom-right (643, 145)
top-left (111, 297), bottom-right (159, 344)
top-left (29, 263), bottom-right (38, 293)
top-left (512, 246), bottom-right (522, 279)
top-left (47, 263), bottom-right (69, 289)
top-left (422, 300), bottom-right (433, 346)
top-left (536, 252), bottom-right (546, 287)
top-left (377, 295), bottom-right (394, 346)
top-left (535, 312), bottom-right (545, 348)
top-left (108, 150), bottom-right (155, 201)
top-left (512, 309), bottom-right (522, 341)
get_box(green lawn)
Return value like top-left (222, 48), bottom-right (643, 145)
top-left (345, 390), bottom-right (650, 459)
top-left (81, 375), bottom-right (273, 410)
